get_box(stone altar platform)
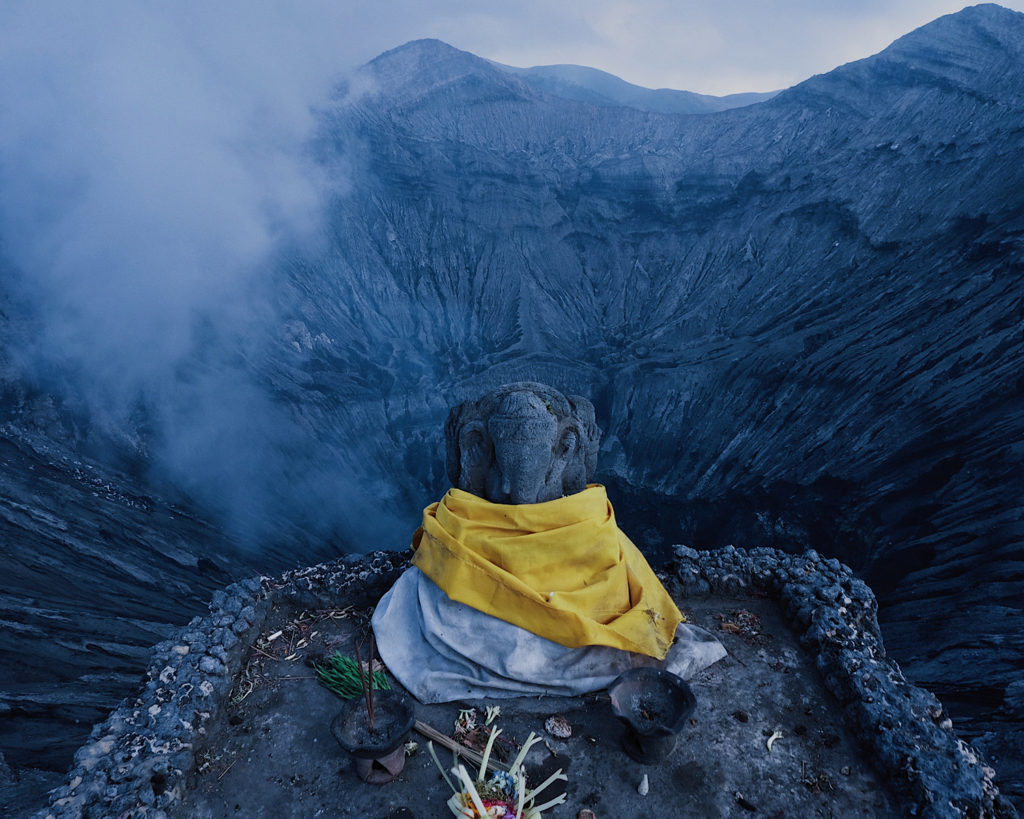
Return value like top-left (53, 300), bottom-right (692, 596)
top-left (29, 546), bottom-right (1017, 818)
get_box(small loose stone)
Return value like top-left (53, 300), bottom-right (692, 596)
top-left (198, 656), bottom-right (225, 675)
top-left (545, 714), bottom-right (572, 739)
top-left (637, 773), bottom-right (649, 796)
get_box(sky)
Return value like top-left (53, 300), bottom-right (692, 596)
top-left (338, 0), bottom-right (1024, 94)
top-left (1, 0), bottom-right (1020, 545)
top-left (3, 3), bottom-right (1019, 100)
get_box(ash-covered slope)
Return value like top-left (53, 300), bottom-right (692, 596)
top-left (0, 426), bottom-right (246, 770)
top-left (273, 5), bottom-right (1023, 796)
top-left (0, 267), bottom-right (264, 783)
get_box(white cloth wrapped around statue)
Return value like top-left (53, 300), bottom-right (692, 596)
top-left (373, 567), bottom-right (727, 702)
top-left (372, 486), bottom-right (727, 703)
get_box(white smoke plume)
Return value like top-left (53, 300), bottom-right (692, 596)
top-left (0, 2), bottom-right (373, 553)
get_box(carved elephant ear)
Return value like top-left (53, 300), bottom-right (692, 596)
top-left (567, 394), bottom-right (601, 484)
top-left (546, 420), bottom-right (584, 497)
top-left (445, 399), bottom-right (494, 497)
top-left (457, 420), bottom-right (491, 497)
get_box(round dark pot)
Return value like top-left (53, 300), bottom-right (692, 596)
top-left (608, 667), bottom-right (697, 763)
top-left (330, 691), bottom-right (416, 784)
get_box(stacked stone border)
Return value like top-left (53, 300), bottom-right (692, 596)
top-left (31, 551), bottom-right (408, 819)
top-left (672, 545), bottom-right (1017, 819)
top-left (34, 546), bottom-right (1017, 818)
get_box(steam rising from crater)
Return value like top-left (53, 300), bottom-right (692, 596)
top-left (0, 2), bottom-right (389, 554)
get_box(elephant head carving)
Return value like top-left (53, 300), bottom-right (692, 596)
top-left (444, 382), bottom-right (601, 504)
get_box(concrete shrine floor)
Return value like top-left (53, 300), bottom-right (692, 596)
top-left (172, 592), bottom-right (895, 818)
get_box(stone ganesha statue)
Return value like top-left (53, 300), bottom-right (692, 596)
top-left (371, 382), bottom-right (726, 703)
top-left (445, 382), bottom-right (601, 504)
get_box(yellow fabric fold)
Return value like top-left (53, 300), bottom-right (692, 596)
top-left (410, 485), bottom-right (682, 659)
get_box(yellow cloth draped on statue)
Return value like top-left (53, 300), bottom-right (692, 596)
top-left (410, 485), bottom-right (683, 660)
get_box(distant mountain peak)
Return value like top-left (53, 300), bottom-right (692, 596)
top-left (363, 38), bottom-right (519, 106)
top-left (952, 2), bottom-right (1023, 24)
top-left (778, 2), bottom-right (1024, 108)
top-left (368, 38), bottom-right (495, 79)
top-left (373, 38), bottom-right (470, 61)
top-left (885, 2), bottom-right (1024, 58)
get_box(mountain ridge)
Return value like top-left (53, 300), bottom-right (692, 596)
top-left (494, 61), bottom-right (778, 114)
top-left (367, 37), bottom-right (779, 116)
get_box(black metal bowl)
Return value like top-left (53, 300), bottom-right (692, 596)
top-left (608, 667), bottom-right (696, 762)
top-left (330, 690), bottom-right (415, 759)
